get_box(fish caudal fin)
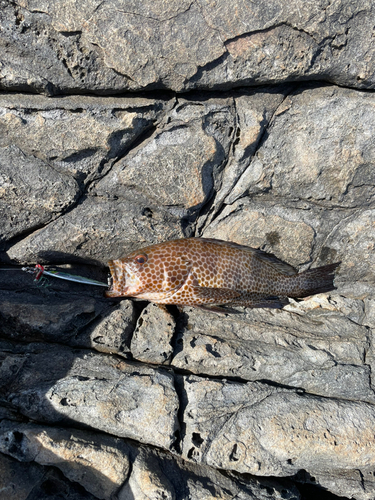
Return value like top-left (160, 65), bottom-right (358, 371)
top-left (291, 262), bottom-right (340, 298)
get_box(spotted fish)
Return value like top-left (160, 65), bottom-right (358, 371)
top-left (105, 238), bottom-right (339, 312)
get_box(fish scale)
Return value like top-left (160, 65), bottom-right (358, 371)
top-left (106, 238), bottom-right (340, 312)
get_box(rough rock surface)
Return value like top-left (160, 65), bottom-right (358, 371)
top-left (1, 0), bottom-right (375, 94)
top-left (1, 1), bottom-right (375, 499)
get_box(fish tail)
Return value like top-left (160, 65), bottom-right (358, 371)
top-left (287, 262), bottom-right (340, 298)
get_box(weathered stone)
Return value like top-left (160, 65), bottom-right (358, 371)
top-left (203, 87), bottom-right (290, 224)
top-left (0, 452), bottom-right (46, 500)
top-left (118, 447), bottom-right (175, 500)
top-left (0, 344), bottom-right (179, 450)
top-left (94, 97), bottom-right (236, 218)
top-left (226, 86), bottom-right (375, 207)
top-left (0, 145), bottom-right (79, 244)
top-left (131, 303), bottom-right (175, 365)
top-left (0, 93), bottom-right (167, 187)
top-left (317, 209), bottom-right (375, 292)
top-left (181, 375), bottom-right (375, 495)
top-left (172, 301), bottom-right (373, 402)
top-left (6, 195), bottom-right (184, 265)
top-left (0, 287), bottom-right (110, 344)
top-left (0, 452), bottom-right (98, 500)
top-left (76, 299), bottom-right (136, 357)
top-left (118, 445), bottom-right (299, 500)
top-left (0, 420), bottom-right (300, 500)
top-left (295, 469), bottom-right (375, 500)
top-left (203, 203), bottom-right (315, 267)
top-left (1, 1), bottom-right (375, 93)
top-left (0, 421), bottom-right (131, 499)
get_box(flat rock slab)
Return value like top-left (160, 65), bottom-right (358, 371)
top-left (181, 375), bottom-right (375, 490)
top-left (6, 195), bottom-right (184, 265)
top-left (0, 145), bottom-right (79, 244)
top-left (226, 86), bottom-right (375, 208)
top-left (94, 97), bottom-right (235, 218)
top-left (0, 421), bottom-right (299, 500)
top-left (1, 1), bottom-right (375, 93)
top-left (0, 421), bottom-right (131, 499)
top-left (0, 93), bottom-right (167, 187)
top-left (172, 302), bottom-right (373, 402)
top-left (0, 344), bottom-right (179, 450)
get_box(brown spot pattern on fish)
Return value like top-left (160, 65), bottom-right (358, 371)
top-left (106, 238), bottom-right (340, 311)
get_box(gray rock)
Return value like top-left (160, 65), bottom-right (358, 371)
top-left (0, 287), bottom-right (111, 344)
top-left (295, 469), bottom-right (375, 500)
top-left (94, 97), bottom-right (236, 218)
top-left (172, 303), bottom-right (373, 402)
top-left (0, 421), bottom-right (131, 500)
top-left (6, 195), bottom-right (184, 265)
top-left (0, 452), bottom-right (46, 500)
top-left (76, 299), bottom-right (137, 357)
top-left (181, 375), bottom-right (375, 492)
top-left (1, 1), bottom-right (375, 93)
top-left (225, 86), bottom-right (375, 207)
top-left (0, 145), bottom-right (79, 244)
top-left (201, 87), bottom-right (290, 228)
top-left (0, 452), bottom-right (98, 500)
top-left (0, 344), bottom-right (179, 450)
top-left (0, 420), bottom-right (299, 500)
top-left (118, 445), bottom-right (299, 500)
top-left (0, 93), bottom-right (167, 187)
top-left (131, 303), bottom-right (175, 365)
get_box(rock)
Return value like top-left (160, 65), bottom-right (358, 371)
top-left (316, 209), bottom-right (375, 293)
top-left (6, 195), bottom-right (184, 265)
top-left (172, 303), bottom-right (373, 402)
top-left (0, 452), bottom-right (46, 500)
top-left (118, 447), bottom-right (175, 500)
top-left (1, 1), bottom-right (375, 93)
top-left (75, 299), bottom-right (137, 357)
top-left (0, 344), bottom-right (179, 450)
top-left (226, 86), bottom-right (375, 207)
top-left (0, 287), bottom-right (111, 344)
top-left (0, 452), bottom-right (97, 500)
top-left (0, 93), bottom-right (167, 188)
top-left (0, 421), bottom-right (300, 500)
top-left (0, 421), bottom-right (131, 499)
top-left (202, 86), bottom-right (290, 227)
top-left (118, 445), bottom-right (300, 500)
top-left (0, 145), bottom-right (79, 245)
top-left (94, 97), bottom-right (236, 218)
top-left (181, 375), bottom-right (375, 493)
top-left (0, 264), bottom-right (138, 355)
top-left (131, 303), bottom-right (175, 365)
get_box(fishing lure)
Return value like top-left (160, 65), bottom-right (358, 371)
top-left (0, 264), bottom-right (109, 288)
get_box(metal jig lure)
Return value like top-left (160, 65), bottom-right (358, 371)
top-left (0, 264), bottom-right (109, 288)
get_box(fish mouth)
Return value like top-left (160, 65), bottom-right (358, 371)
top-left (105, 260), bottom-right (128, 297)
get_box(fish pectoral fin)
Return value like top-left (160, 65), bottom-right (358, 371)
top-left (191, 286), bottom-right (241, 301)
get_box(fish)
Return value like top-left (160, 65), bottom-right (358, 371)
top-left (105, 238), bottom-right (340, 312)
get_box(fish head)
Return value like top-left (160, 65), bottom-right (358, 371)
top-left (105, 252), bottom-right (149, 298)
top-left (105, 241), bottom-right (191, 299)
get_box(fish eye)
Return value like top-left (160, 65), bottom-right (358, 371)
top-left (135, 254), bottom-right (147, 264)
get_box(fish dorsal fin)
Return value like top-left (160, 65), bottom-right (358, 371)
top-left (198, 238), bottom-right (297, 276)
top-left (254, 250), bottom-right (297, 276)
